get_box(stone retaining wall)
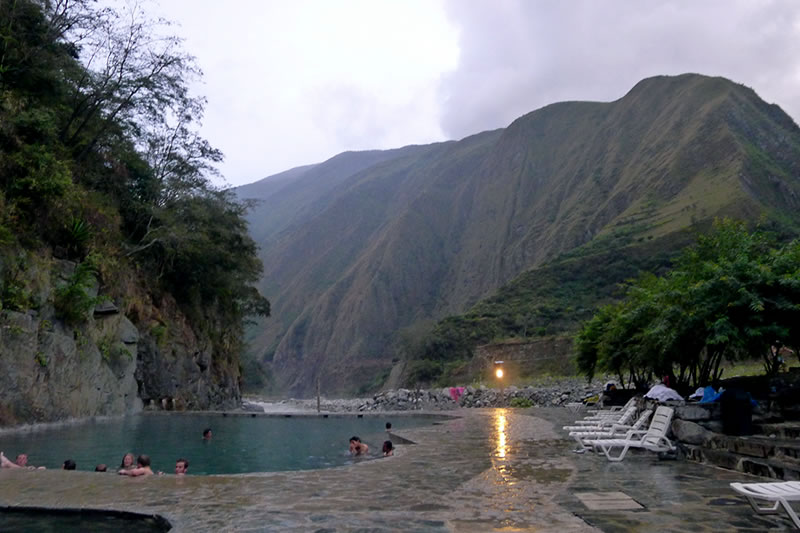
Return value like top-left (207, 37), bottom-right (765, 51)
top-left (473, 336), bottom-right (575, 380)
top-left (670, 402), bottom-right (800, 481)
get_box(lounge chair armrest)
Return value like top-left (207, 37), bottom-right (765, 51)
top-left (624, 429), bottom-right (648, 439)
top-left (610, 423), bottom-right (633, 432)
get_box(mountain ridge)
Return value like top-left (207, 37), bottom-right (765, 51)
top-left (239, 73), bottom-right (800, 396)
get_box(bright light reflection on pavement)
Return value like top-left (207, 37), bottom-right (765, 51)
top-left (496, 410), bottom-right (508, 460)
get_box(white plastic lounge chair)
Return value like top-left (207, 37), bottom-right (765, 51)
top-left (578, 397), bottom-right (639, 422)
top-left (730, 481), bottom-right (800, 529)
top-left (569, 408), bottom-right (653, 450)
top-left (587, 395), bottom-right (637, 414)
top-left (566, 402), bottom-right (585, 413)
top-left (562, 404), bottom-right (638, 432)
top-left (586, 406), bottom-right (675, 462)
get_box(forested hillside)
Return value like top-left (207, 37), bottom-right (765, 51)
top-left (241, 74), bottom-right (800, 396)
top-left (0, 0), bottom-right (267, 423)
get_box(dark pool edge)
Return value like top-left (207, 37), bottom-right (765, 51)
top-left (141, 409), bottom-right (462, 420)
top-left (0, 504), bottom-right (172, 531)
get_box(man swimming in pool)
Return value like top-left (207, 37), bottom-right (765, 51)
top-left (349, 436), bottom-right (369, 456)
top-left (174, 458), bottom-right (189, 475)
top-left (0, 452), bottom-right (45, 469)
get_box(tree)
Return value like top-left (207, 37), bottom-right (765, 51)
top-left (575, 219), bottom-right (800, 390)
top-left (0, 0), bottom-right (269, 358)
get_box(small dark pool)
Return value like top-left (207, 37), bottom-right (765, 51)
top-left (0, 507), bottom-right (170, 532)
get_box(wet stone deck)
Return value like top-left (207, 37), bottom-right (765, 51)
top-left (0, 407), bottom-right (796, 532)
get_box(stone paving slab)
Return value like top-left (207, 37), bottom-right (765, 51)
top-left (0, 407), bottom-right (797, 531)
top-left (575, 492), bottom-right (643, 510)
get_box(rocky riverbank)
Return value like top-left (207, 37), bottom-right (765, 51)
top-left (244, 377), bottom-right (602, 413)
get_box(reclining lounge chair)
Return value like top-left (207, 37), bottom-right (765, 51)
top-left (562, 404), bottom-right (639, 432)
top-left (730, 481), bottom-right (800, 529)
top-left (568, 408), bottom-right (653, 450)
top-left (584, 405), bottom-right (675, 462)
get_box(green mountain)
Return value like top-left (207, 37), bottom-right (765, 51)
top-left (240, 74), bottom-right (800, 396)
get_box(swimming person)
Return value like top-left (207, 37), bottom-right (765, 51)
top-left (118, 455), bottom-right (154, 476)
top-left (174, 458), bottom-right (189, 475)
top-left (202, 428), bottom-right (212, 440)
top-left (349, 436), bottom-right (369, 456)
top-left (0, 452), bottom-right (44, 469)
top-left (62, 459), bottom-right (76, 470)
top-left (385, 422), bottom-right (392, 432)
top-left (120, 453), bottom-right (135, 470)
top-left (382, 441), bottom-right (394, 456)
top-left (95, 464), bottom-right (108, 472)
top-left (1, 452), bottom-right (24, 469)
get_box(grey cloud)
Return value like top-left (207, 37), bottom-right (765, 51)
top-left (311, 84), bottom-right (389, 149)
top-left (439, 0), bottom-right (800, 139)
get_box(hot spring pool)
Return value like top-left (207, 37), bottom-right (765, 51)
top-left (0, 413), bottom-right (445, 475)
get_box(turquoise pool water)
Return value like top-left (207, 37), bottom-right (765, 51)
top-left (0, 413), bottom-right (441, 475)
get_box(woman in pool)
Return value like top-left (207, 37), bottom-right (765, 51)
top-left (119, 453), bottom-right (135, 470)
top-left (382, 441), bottom-right (394, 456)
top-left (118, 454), bottom-right (153, 476)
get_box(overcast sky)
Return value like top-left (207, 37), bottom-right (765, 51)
top-left (148, 0), bottom-right (800, 187)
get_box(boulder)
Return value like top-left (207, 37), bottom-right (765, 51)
top-left (672, 419), bottom-right (713, 445)
top-left (674, 404), bottom-right (716, 421)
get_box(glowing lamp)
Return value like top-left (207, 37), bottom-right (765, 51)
top-left (493, 360), bottom-right (505, 380)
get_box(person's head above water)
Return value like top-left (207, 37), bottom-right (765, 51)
top-left (15, 454), bottom-right (28, 467)
top-left (120, 453), bottom-right (135, 469)
top-left (202, 428), bottom-right (212, 440)
top-left (63, 459), bottom-right (76, 470)
top-left (382, 441), bottom-right (394, 456)
top-left (385, 422), bottom-right (392, 431)
top-left (137, 455), bottom-right (151, 468)
top-left (349, 436), bottom-right (369, 455)
top-left (95, 464), bottom-right (107, 472)
top-left (175, 458), bottom-right (189, 475)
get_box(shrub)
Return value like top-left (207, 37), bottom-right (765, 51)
top-left (509, 397), bottom-right (533, 408)
top-left (406, 359), bottom-right (443, 384)
top-left (54, 261), bottom-right (98, 324)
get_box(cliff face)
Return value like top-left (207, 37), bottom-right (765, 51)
top-left (0, 257), bottom-right (239, 425)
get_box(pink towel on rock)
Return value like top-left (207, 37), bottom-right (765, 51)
top-left (449, 387), bottom-right (465, 402)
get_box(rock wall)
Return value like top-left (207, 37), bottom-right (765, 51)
top-left (269, 378), bottom-right (597, 413)
top-left (0, 258), bottom-right (240, 425)
top-left (472, 336), bottom-right (575, 380)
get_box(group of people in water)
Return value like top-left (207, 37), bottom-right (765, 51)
top-left (1, 450), bottom-right (190, 476)
top-left (349, 422), bottom-right (396, 457)
top-left (2, 423), bottom-right (397, 474)
top-left (0, 427), bottom-right (212, 475)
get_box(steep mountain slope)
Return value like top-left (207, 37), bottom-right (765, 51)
top-left (242, 74), bottom-right (800, 396)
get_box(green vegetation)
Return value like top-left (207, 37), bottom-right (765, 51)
top-left (404, 237), bottom-right (681, 385)
top-left (509, 397), bottom-right (533, 408)
top-left (575, 219), bottom-right (800, 391)
top-left (0, 1), bottom-right (268, 374)
top-left (53, 261), bottom-right (98, 325)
